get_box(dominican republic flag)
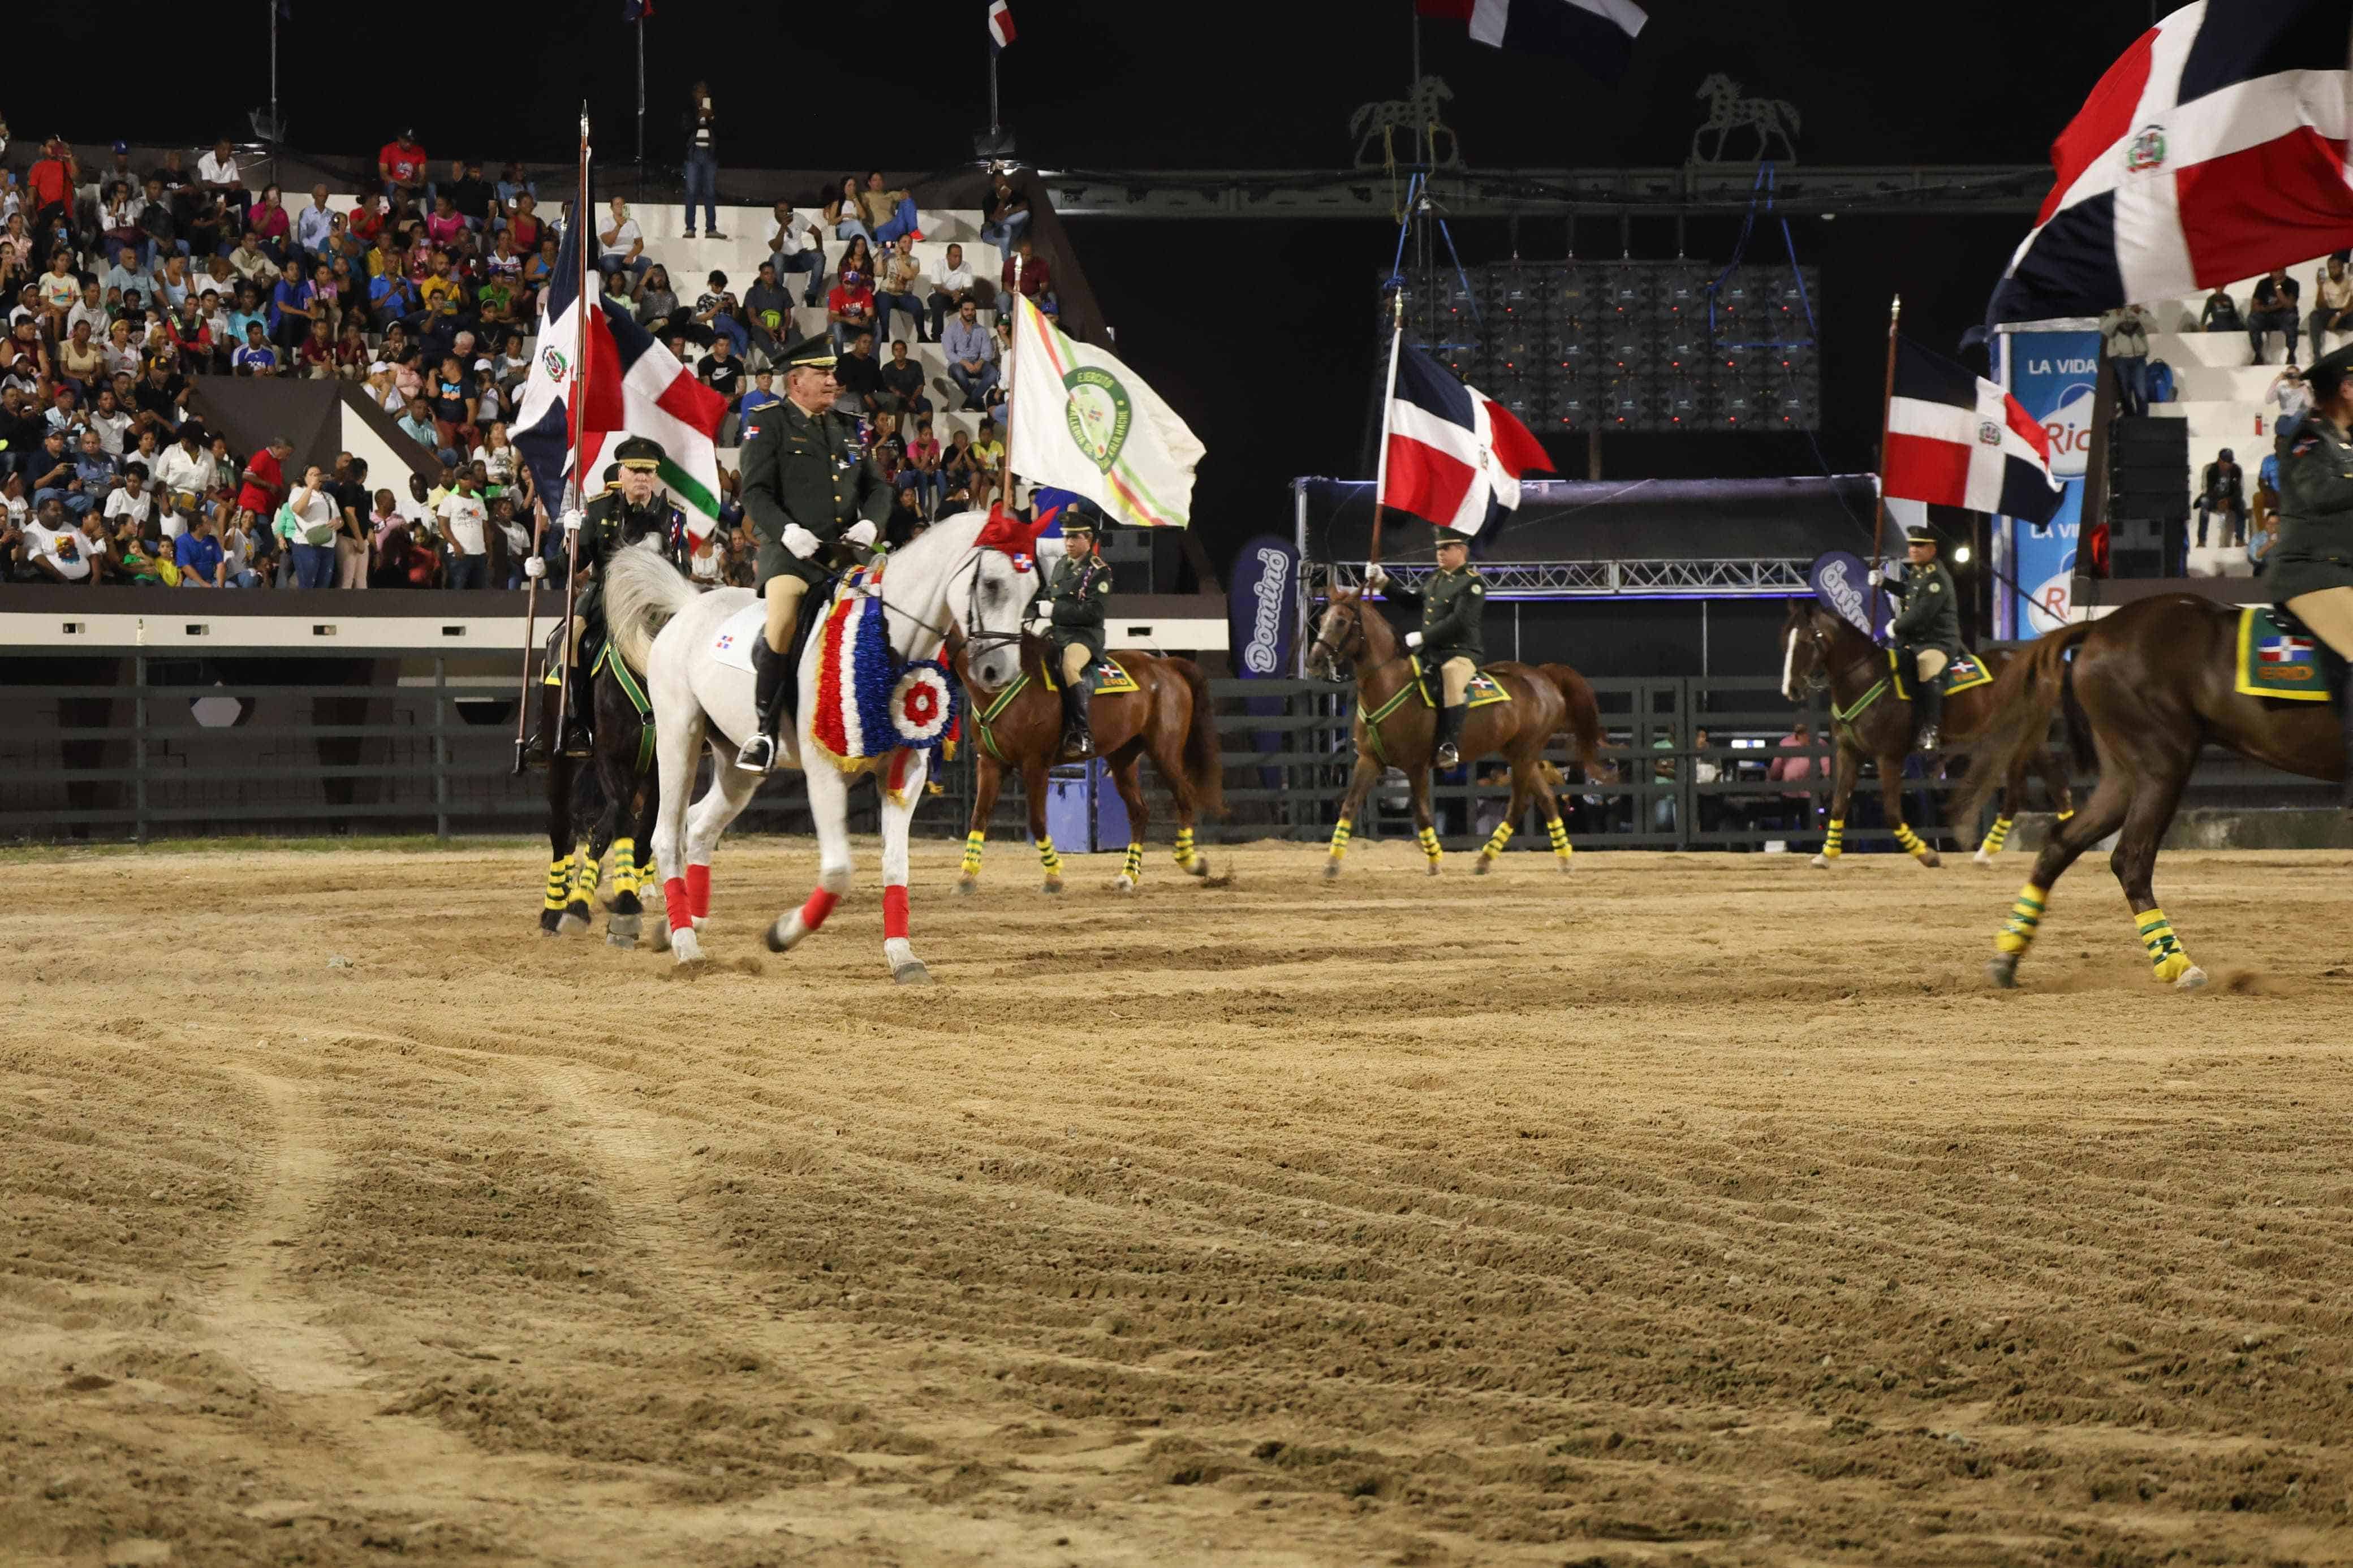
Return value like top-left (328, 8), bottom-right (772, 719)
top-left (988, 0), bottom-right (1015, 49)
top-left (1380, 344), bottom-right (1555, 540)
top-left (1988, 0), bottom-right (2353, 325)
top-left (1416, 0), bottom-right (1645, 85)
top-left (622, 0), bottom-right (651, 18)
top-left (514, 205), bottom-right (729, 542)
top-left (1883, 338), bottom-right (2065, 524)
top-left (2261, 633), bottom-right (2315, 663)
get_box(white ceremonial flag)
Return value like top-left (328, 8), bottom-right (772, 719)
top-left (1006, 294), bottom-right (1204, 528)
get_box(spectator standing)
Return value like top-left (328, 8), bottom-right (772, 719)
top-left (279, 465), bottom-right (341, 589)
top-left (218, 508), bottom-right (262, 587)
top-left (235, 436), bottom-right (292, 522)
top-left (683, 84), bottom-right (725, 238)
top-left (331, 454), bottom-right (372, 589)
top-left (2098, 303), bottom-right (2150, 418)
top-left (767, 201), bottom-right (826, 305)
top-left (2249, 268), bottom-right (2300, 365)
top-left (941, 297), bottom-right (998, 410)
top-left (874, 234), bottom-right (928, 344)
top-left (26, 139), bottom-right (79, 240)
top-left (438, 469), bottom-right (491, 588)
top-left (925, 243), bottom-right (982, 340)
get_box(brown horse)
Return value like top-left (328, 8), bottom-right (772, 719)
top-left (1305, 587), bottom-right (1608, 876)
top-left (1779, 601), bottom-right (2074, 869)
top-left (950, 637), bottom-right (1226, 895)
top-left (1961, 593), bottom-right (2345, 991)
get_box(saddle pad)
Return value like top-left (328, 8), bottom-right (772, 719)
top-left (1408, 656), bottom-right (1512, 709)
top-left (710, 600), bottom-right (764, 673)
top-left (1887, 646), bottom-right (1991, 701)
top-left (1045, 658), bottom-right (1140, 696)
top-left (2236, 606), bottom-right (2331, 701)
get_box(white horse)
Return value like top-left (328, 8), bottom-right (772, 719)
top-left (603, 508), bottom-right (1038, 982)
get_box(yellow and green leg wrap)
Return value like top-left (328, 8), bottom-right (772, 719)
top-left (1417, 824), bottom-right (1442, 867)
top-left (1174, 826), bottom-right (1199, 871)
top-left (1326, 816), bottom-right (1351, 863)
top-left (570, 843), bottom-right (602, 904)
top-left (1121, 842), bottom-right (1144, 883)
top-left (1978, 816), bottom-right (2013, 856)
top-left (543, 856), bottom-right (572, 914)
top-left (1994, 882), bottom-right (2048, 957)
top-left (1037, 835), bottom-right (1062, 882)
top-left (1891, 823), bottom-right (1934, 862)
top-left (609, 837), bottom-right (639, 901)
top-left (2136, 907), bottom-right (2195, 983)
top-left (1480, 820), bottom-right (1515, 863)
top-left (961, 828), bottom-right (986, 879)
top-left (1548, 816), bottom-right (1572, 863)
top-left (1822, 818), bottom-right (1845, 859)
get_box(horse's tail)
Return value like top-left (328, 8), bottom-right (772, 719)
top-left (1541, 663), bottom-right (1613, 783)
top-left (1954, 621), bottom-right (2095, 831)
top-left (604, 543), bottom-right (699, 674)
top-left (1170, 657), bottom-right (1230, 819)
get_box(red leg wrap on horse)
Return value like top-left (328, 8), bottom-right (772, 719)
top-left (663, 878), bottom-right (693, 931)
top-left (883, 884), bottom-right (909, 939)
top-left (800, 887), bottom-right (840, 932)
top-left (687, 863), bottom-right (712, 918)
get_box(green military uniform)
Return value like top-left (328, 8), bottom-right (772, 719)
top-left (2266, 418), bottom-right (2353, 607)
top-left (1397, 561), bottom-right (1486, 669)
top-left (1889, 558), bottom-right (1961, 657)
top-left (572, 482), bottom-right (680, 644)
top-left (738, 391), bottom-right (891, 589)
top-left (1042, 547), bottom-right (1110, 663)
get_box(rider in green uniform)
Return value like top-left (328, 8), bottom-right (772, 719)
top-left (2268, 342), bottom-right (2353, 807)
top-left (1363, 526), bottom-right (1485, 767)
top-left (1034, 510), bottom-right (1110, 759)
top-left (1873, 525), bottom-right (1962, 750)
top-left (734, 331), bottom-right (892, 773)
top-left (527, 440), bottom-right (678, 762)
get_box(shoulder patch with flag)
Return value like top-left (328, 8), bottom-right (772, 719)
top-left (1380, 344), bottom-right (1556, 540)
top-left (1989, 0), bottom-right (2353, 324)
top-left (988, 0), bottom-right (1015, 49)
top-left (1883, 338), bottom-right (2064, 524)
top-left (1416, 0), bottom-right (1644, 84)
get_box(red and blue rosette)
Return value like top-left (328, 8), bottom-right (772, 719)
top-left (888, 658), bottom-right (960, 757)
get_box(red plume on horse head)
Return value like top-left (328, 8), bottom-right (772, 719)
top-left (975, 502), bottom-right (1061, 569)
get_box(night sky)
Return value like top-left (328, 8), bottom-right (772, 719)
top-left (21, 1), bottom-right (2162, 575)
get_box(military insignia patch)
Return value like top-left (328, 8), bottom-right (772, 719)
top-left (1063, 366), bottom-right (1133, 474)
top-left (2123, 123), bottom-right (2166, 174)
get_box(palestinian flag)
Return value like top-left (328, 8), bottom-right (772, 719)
top-left (515, 206), bottom-right (729, 540)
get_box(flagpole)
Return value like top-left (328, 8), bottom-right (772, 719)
top-left (1870, 292), bottom-right (1901, 642)
top-left (996, 279), bottom-right (1023, 513)
top-left (1367, 287), bottom-right (1406, 572)
top-left (557, 105), bottom-right (592, 748)
top-left (988, 29), bottom-right (1002, 139)
top-left (635, 20), bottom-right (647, 200)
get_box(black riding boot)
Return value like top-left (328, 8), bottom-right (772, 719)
top-left (1913, 675), bottom-right (1945, 752)
top-left (525, 675), bottom-right (591, 764)
top-left (1059, 680), bottom-right (1095, 761)
top-left (1434, 702), bottom-right (1467, 769)
top-left (738, 641), bottom-right (791, 772)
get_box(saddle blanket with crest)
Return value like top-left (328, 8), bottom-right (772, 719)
top-left (2236, 606), bottom-right (2332, 701)
top-left (1889, 647), bottom-right (1994, 701)
top-left (1407, 656), bottom-right (1512, 710)
top-left (1043, 656), bottom-right (1140, 696)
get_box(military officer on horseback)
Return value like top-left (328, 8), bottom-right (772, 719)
top-left (527, 439), bottom-right (680, 763)
top-left (1871, 526), bottom-right (1961, 750)
top-left (2268, 342), bottom-right (2353, 807)
top-left (1034, 508), bottom-right (1109, 759)
top-left (1362, 526), bottom-right (1485, 767)
top-left (735, 331), bottom-right (892, 774)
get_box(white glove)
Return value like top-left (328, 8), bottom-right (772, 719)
top-left (1865, 568), bottom-right (1882, 587)
top-left (844, 519), bottom-right (878, 548)
top-left (1404, 630), bottom-right (1424, 650)
top-left (523, 555), bottom-right (545, 580)
top-left (561, 509), bottom-right (583, 535)
top-left (1881, 620), bottom-right (1896, 640)
top-left (1363, 564), bottom-right (1389, 590)
top-left (782, 524), bottom-right (821, 559)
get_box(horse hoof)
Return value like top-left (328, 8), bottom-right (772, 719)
top-left (607, 913), bottom-right (641, 941)
top-left (1425, 862), bottom-right (1442, 877)
top-left (558, 911), bottom-right (590, 936)
top-left (650, 924), bottom-right (673, 952)
top-left (1986, 953), bottom-right (2020, 989)
top-left (1322, 859), bottom-right (1342, 881)
top-left (1473, 856), bottom-right (1494, 876)
top-left (1184, 859), bottom-right (1209, 879)
top-left (893, 960), bottom-right (933, 986)
top-left (1809, 854), bottom-right (1834, 869)
top-left (2174, 965), bottom-right (2209, 991)
top-left (1918, 850), bottom-right (1944, 869)
top-left (671, 928), bottom-right (706, 966)
top-left (953, 876), bottom-right (979, 897)
top-left (765, 916), bottom-right (799, 953)
top-left (1041, 880), bottom-right (1063, 896)
top-left (1972, 849), bottom-right (1995, 867)
top-left (538, 926), bottom-right (563, 939)
top-left (606, 933), bottom-right (639, 950)
top-left (1113, 876), bottom-right (1137, 895)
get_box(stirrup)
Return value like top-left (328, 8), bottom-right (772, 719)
top-left (1915, 725), bottom-right (1940, 751)
top-left (1061, 727), bottom-right (1095, 761)
top-left (561, 723), bottom-right (593, 759)
top-left (735, 732), bottom-right (775, 774)
top-left (1435, 741), bottom-right (1461, 768)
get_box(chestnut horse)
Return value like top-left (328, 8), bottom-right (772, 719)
top-left (951, 637), bottom-right (1227, 895)
top-left (1305, 587), bottom-right (1608, 876)
top-left (1779, 601), bottom-right (2074, 869)
top-left (1961, 594), bottom-right (2348, 991)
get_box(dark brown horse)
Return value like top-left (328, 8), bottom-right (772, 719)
top-left (950, 637), bottom-right (1227, 895)
top-left (1305, 587), bottom-right (1608, 877)
top-left (1779, 601), bottom-right (2074, 869)
top-left (1962, 593), bottom-right (2345, 991)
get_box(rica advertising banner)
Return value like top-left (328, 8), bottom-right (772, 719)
top-left (2002, 329), bottom-right (2100, 636)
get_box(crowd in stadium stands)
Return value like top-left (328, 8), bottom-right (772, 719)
top-left (0, 112), bottom-right (1048, 589)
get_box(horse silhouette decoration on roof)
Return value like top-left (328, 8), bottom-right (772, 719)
top-left (1351, 76), bottom-right (1461, 170)
top-left (1690, 74), bottom-right (1800, 165)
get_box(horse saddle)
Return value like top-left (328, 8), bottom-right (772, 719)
top-left (1887, 647), bottom-right (1993, 701)
top-left (1045, 656), bottom-right (1139, 696)
top-left (542, 620), bottom-right (610, 686)
top-left (2235, 605), bottom-right (2333, 701)
top-left (1408, 656), bottom-right (1511, 710)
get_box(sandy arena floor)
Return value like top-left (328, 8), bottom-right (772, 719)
top-left (7, 836), bottom-right (2353, 1567)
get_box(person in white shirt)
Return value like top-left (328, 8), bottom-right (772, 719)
top-left (152, 430), bottom-right (214, 533)
top-left (688, 525), bottom-right (726, 584)
top-left (295, 185), bottom-right (335, 260)
top-left (280, 465), bottom-right (342, 589)
top-left (104, 463), bottom-right (155, 535)
top-left (925, 243), bottom-right (981, 342)
top-left (596, 197), bottom-right (649, 296)
top-left (67, 282), bottom-right (107, 340)
top-left (197, 140), bottom-right (243, 203)
top-left (85, 389), bottom-right (132, 456)
top-left (436, 470), bottom-right (492, 589)
top-left (2312, 256), bottom-right (2353, 365)
top-left (27, 502), bottom-right (105, 582)
top-left (218, 509), bottom-right (259, 587)
top-left (766, 200), bottom-right (828, 306)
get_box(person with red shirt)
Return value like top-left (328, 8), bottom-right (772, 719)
top-left (999, 236), bottom-right (1055, 314)
top-left (348, 194), bottom-right (386, 247)
top-left (236, 437), bottom-right (293, 519)
top-left (826, 267), bottom-right (876, 352)
top-left (26, 139), bottom-right (79, 239)
top-left (378, 130), bottom-right (429, 209)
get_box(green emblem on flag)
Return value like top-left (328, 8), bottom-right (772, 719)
top-left (1062, 366), bottom-right (1133, 473)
